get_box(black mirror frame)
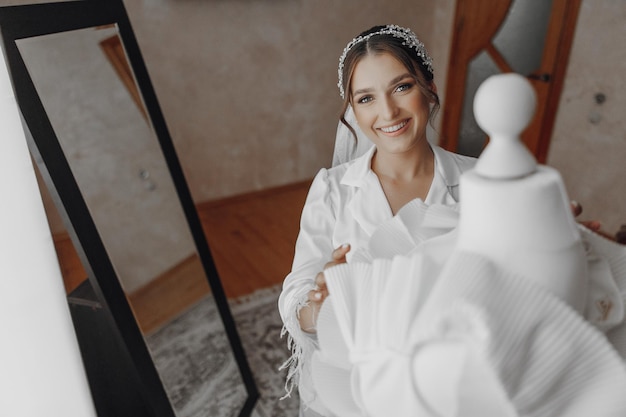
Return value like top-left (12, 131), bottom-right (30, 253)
top-left (0, 1), bottom-right (258, 416)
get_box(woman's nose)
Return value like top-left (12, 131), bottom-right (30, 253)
top-left (380, 96), bottom-right (399, 120)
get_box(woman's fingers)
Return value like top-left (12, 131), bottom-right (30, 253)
top-left (311, 271), bottom-right (328, 301)
top-left (300, 273), bottom-right (328, 333)
top-left (580, 220), bottom-right (602, 232)
top-left (571, 200), bottom-right (603, 233)
top-left (324, 243), bottom-right (351, 270)
top-left (332, 243), bottom-right (351, 261)
top-left (300, 251), bottom-right (347, 333)
top-left (315, 271), bottom-right (326, 288)
top-left (308, 289), bottom-right (323, 302)
top-left (571, 200), bottom-right (615, 240)
top-left (311, 244), bottom-right (351, 306)
top-left (570, 200), bottom-right (583, 217)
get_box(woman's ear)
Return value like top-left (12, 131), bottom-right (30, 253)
top-left (427, 81), bottom-right (438, 105)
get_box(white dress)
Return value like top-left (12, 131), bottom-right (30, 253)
top-left (303, 74), bottom-right (626, 416)
top-left (314, 245), bottom-right (626, 416)
top-left (307, 164), bottom-right (626, 416)
top-left (277, 144), bottom-right (476, 416)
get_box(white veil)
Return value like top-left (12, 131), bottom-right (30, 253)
top-left (331, 105), bottom-right (374, 167)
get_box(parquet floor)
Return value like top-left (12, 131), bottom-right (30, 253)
top-left (55, 180), bottom-right (311, 332)
top-left (198, 180), bottom-right (310, 298)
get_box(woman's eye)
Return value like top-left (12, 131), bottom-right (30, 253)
top-left (395, 83), bottom-right (413, 93)
top-left (357, 95), bottom-right (373, 104)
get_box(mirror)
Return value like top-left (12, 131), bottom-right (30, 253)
top-left (0, 1), bottom-right (258, 416)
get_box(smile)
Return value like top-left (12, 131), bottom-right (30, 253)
top-left (379, 120), bottom-right (408, 133)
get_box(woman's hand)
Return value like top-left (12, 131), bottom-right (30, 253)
top-left (298, 244), bottom-right (350, 333)
top-left (571, 200), bottom-right (621, 242)
top-left (571, 200), bottom-right (601, 231)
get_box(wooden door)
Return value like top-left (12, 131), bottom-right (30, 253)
top-left (439, 0), bottom-right (581, 163)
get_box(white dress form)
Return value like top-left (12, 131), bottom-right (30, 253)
top-left (456, 73), bottom-right (587, 313)
top-left (312, 73), bottom-right (626, 417)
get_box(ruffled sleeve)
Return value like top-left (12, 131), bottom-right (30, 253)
top-left (278, 167), bottom-right (338, 397)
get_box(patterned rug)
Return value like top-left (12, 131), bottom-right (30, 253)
top-left (146, 285), bottom-right (300, 417)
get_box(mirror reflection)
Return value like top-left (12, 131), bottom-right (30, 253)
top-left (17, 26), bottom-right (247, 417)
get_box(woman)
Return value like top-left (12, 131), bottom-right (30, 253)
top-left (278, 24), bottom-right (476, 416)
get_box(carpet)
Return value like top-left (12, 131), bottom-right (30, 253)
top-left (146, 285), bottom-right (300, 417)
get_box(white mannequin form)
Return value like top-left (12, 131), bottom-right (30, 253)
top-left (312, 73), bottom-right (626, 417)
top-left (456, 73), bottom-right (587, 313)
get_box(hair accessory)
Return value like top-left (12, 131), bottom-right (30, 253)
top-left (337, 24), bottom-right (434, 99)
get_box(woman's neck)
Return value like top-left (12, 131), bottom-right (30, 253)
top-left (371, 141), bottom-right (435, 214)
top-left (372, 141), bottom-right (434, 183)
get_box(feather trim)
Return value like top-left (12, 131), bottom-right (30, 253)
top-left (278, 283), bottom-right (317, 400)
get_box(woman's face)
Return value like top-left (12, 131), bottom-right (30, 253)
top-left (350, 52), bottom-right (432, 156)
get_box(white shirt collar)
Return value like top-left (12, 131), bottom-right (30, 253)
top-left (340, 144), bottom-right (468, 203)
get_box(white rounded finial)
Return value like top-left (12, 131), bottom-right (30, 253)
top-left (473, 73), bottom-right (538, 179)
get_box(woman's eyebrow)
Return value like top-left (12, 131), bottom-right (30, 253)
top-left (352, 86), bottom-right (372, 98)
top-left (351, 73), bottom-right (413, 99)
top-left (388, 73), bottom-right (413, 86)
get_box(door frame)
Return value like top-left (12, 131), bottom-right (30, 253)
top-left (439, 0), bottom-right (582, 163)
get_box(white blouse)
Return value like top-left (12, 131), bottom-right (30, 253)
top-left (278, 144), bottom-right (476, 415)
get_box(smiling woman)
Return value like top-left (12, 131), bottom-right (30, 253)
top-left (278, 24), bottom-right (476, 417)
top-left (350, 53), bottom-right (435, 212)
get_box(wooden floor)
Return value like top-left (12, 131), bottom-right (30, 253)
top-left (198, 180), bottom-right (310, 298)
top-left (54, 180), bottom-right (311, 333)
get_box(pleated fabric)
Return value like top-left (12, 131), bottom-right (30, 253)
top-left (313, 250), bottom-right (626, 417)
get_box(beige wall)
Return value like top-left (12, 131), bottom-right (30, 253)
top-left (547, 0), bottom-right (626, 234)
top-left (125, 0), bottom-right (624, 233)
top-left (1, 0), bottom-right (623, 235)
top-left (122, 0), bottom-right (452, 203)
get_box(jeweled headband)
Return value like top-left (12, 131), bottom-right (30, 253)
top-left (337, 24), bottom-right (434, 99)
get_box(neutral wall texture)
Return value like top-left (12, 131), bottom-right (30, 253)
top-left (547, 0), bottom-right (626, 234)
top-left (121, 0), bottom-right (452, 203)
top-left (122, 0), bottom-right (623, 233)
top-left (1, 0), bottom-right (623, 236)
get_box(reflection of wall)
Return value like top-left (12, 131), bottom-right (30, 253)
top-left (18, 27), bottom-right (195, 293)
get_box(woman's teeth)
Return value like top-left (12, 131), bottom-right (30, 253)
top-left (380, 120), bottom-right (407, 133)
